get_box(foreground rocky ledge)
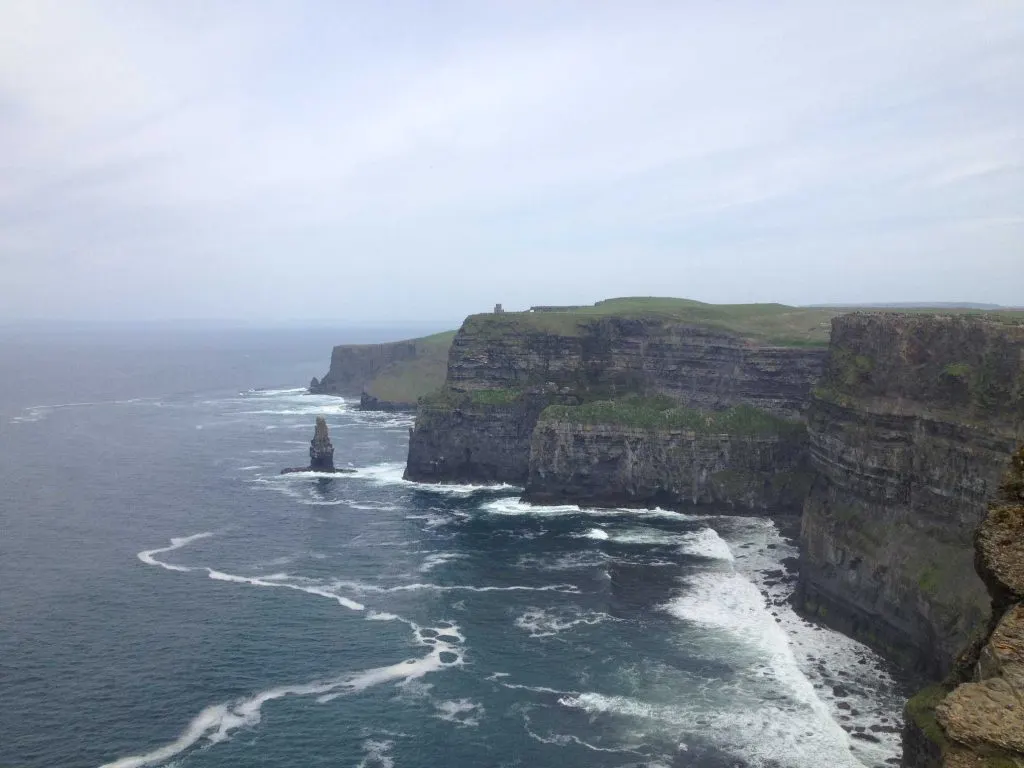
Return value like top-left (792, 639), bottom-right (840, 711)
top-left (902, 446), bottom-right (1024, 767)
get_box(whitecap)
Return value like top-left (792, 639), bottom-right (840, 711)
top-left (350, 462), bottom-right (521, 496)
top-left (514, 607), bottom-right (617, 638)
top-left (480, 497), bottom-right (701, 521)
top-left (418, 552), bottom-right (468, 573)
top-left (356, 738), bottom-right (395, 768)
top-left (433, 698), bottom-right (484, 727)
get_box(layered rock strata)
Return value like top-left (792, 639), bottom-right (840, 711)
top-left (798, 313), bottom-right (1024, 676)
top-left (405, 314), bottom-right (827, 486)
top-left (902, 446), bottom-right (1024, 767)
top-left (524, 410), bottom-right (812, 511)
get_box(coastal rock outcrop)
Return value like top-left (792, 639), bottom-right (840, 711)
top-left (902, 445), bottom-right (1024, 767)
top-left (797, 313), bottom-right (1024, 676)
top-left (309, 416), bottom-right (334, 472)
top-left (282, 416), bottom-right (349, 474)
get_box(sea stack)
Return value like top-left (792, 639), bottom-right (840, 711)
top-left (309, 416), bottom-right (335, 472)
top-left (281, 416), bottom-right (344, 474)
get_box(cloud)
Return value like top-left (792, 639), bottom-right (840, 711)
top-left (0, 1), bottom-right (1021, 322)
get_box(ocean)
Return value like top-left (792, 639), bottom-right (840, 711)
top-left (0, 328), bottom-right (908, 768)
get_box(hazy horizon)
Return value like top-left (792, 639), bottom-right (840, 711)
top-left (2, 2), bottom-right (1021, 322)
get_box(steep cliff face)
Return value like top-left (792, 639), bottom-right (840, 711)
top-left (405, 312), bottom-right (828, 485)
top-left (405, 389), bottom-right (570, 484)
top-left (447, 314), bottom-right (827, 419)
top-left (524, 407), bottom-right (812, 511)
top-left (902, 446), bottom-right (1024, 768)
top-left (798, 314), bottom-right (1024, 676)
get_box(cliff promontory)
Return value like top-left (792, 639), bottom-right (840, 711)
top-left (405, 299), bottom-right (839, 504)
top-left (798, 313), bottom-right (1024, 676)
top-left (310, 331), bottom-right (454, 410)
top-left (902, 446), bottom-right (1024, 768)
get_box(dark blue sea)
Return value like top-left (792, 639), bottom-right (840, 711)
top-left (0, 328), bottom-right (908, 768)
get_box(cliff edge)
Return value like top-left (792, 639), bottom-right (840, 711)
top-left (903, 446), bottom-right (1024, 768)
top-left (798, 313), bottom-right (1024, 676)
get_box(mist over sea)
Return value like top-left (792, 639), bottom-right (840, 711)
top-left (0, 329), bottom-right (908, 768)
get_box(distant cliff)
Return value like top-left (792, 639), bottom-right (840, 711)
top-left (405, 300), bottom-right (835, 496)
top-left (902, 446), bottom-right (1024, 768)
top-left (797, 313), bottom-right (1024, 676)
top-left (310, 331), bottom-right (454, 410)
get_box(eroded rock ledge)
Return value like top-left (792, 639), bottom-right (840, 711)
top-left (902, 446), bottom-right (1024, 768)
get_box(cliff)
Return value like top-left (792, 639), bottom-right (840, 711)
top-left (524, 400), bottom-right (813, 511)
top-left (310, 331), bottom-right (454, 410)
top-left (902, 446), bottom-right (1024, 768)
top-left (797, 313), bottom-right (1024, 676)
top-left (405, 300), bottom-right (834, 488)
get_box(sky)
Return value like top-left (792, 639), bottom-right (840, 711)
top-left (1, 1), bottom-right (1022, 324)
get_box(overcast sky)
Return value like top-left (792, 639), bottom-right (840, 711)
top-left (1, 1), bottom-right (1021, 324)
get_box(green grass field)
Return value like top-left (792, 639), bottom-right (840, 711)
top-left (463, 297), bottom-right (1023, 347)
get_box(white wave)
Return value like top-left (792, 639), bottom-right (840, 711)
top-left (680, 528), bottom-right (735, 561)
top-left (238, 465), bottom-right (262, 471)
top-left (433, 698), bottom-right (484, 727)
top-left (10, 397), bottom-right (152, 425)
top-left (336, 580), bottom-right (581, 595)
top-left (356, 739), bottom-right (395, 768)
top-left (351, 462), bottom-right (521, 495)
top-left (238, 404), bottom-right (348, 416)
top-left (486, 674), bottom-right (578, 697)
top-left (717, 515), bottom-right (905, 765)
top-left (558, 691), bottom-right (863, 768)
top-left (101, 642), bottom-right (454, 768)
top-left (137, 535), bottom-right (364, 610)
top-left (418, 552), bottom-right (467, 573)
top-left (137, 532), bottom-right (214, 572)
top-left (241, 387), bottom-right (310, 396)
top-left (514, 607), bottom-right (616, 638)
top-left (662, 569), bottom-right (860, 767)
top-left (583, 527), bottom-right (609, 540)
top-left (515, 551), bottom-right (610, 571)
top-left (523, 711), bottom-right (644, 755)
top-left (480, 497), bottom-right (700, 521)
top-left (205, 569), bottom-right (365, 611)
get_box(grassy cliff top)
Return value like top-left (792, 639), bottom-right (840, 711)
top-left (539, 396), bottom-right (805, 437)
top-left (464, 298), bottom-right (841, 346)
top-left (463, 298), bottom-right (1024, 347)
